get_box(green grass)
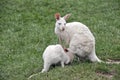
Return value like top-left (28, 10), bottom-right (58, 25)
top-left (0, 0), bottom-right (120, 80)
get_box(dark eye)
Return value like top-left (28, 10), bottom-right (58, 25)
top-left (58, 23), bottom-right (61, 25)
top-left (64, 23), bottom-right (66, 25)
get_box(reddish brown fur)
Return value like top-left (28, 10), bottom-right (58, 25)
top-left (55, 13), bottom-right (60, 20)
top-left (64, 48), bottom-right (74, 62)
top-left (64, 48), bottom-right (69, 52)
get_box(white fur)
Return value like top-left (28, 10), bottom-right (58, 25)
top-left (55, 14), bottom-right (101, 62)
top-left (41, 44), bottom-right (74, 73)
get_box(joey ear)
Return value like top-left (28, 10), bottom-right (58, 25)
top-left (55, 13), bottom-right (61, 20)
top-left (64, 48), bottom-right (69, 52)
top-left (63, 14), bottom-right (71, 20)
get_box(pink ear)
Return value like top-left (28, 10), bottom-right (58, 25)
top-left (64, 14), bottom-right (71, 20)
top-left (55, 13), bottom-right (60, 20)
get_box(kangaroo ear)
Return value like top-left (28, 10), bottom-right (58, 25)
top-left (64, 48), bottom-right (69, 52)
top-left (55, 13), bottom-right (61, 20)
top-left (63, 14), bottom-right (71, 20)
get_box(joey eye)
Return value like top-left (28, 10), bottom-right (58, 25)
top-left (58, 23), bottom-right (61, 25)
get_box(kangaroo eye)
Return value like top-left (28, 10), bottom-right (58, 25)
top-left (58, 23), bottom-right (61, 25)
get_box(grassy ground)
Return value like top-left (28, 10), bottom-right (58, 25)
top-left (0, 0), bottom-right (120, 80)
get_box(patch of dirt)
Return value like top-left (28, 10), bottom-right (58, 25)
top-left (106, 58), bottom-right (120, 64)
top-left (96, 58), bottom-right (120, 79)
top-left (96, 70), bottom-right (116, 79)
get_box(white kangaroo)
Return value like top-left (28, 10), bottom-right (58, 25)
top-left (41, 44), bottom-right (74, 73)
top-left (54, 13), bottom-right (101, 62)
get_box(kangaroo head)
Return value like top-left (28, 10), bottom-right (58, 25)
top-left (55, 13), bottom-right (71, 31)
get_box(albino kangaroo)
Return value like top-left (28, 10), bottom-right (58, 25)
top-left (41, 44), bottom-right (74, 73)
top-left (54, 13), bottom-right (101, 62)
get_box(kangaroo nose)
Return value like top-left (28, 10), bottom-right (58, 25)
top-left (62, 28), bottom-right (65, 31)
